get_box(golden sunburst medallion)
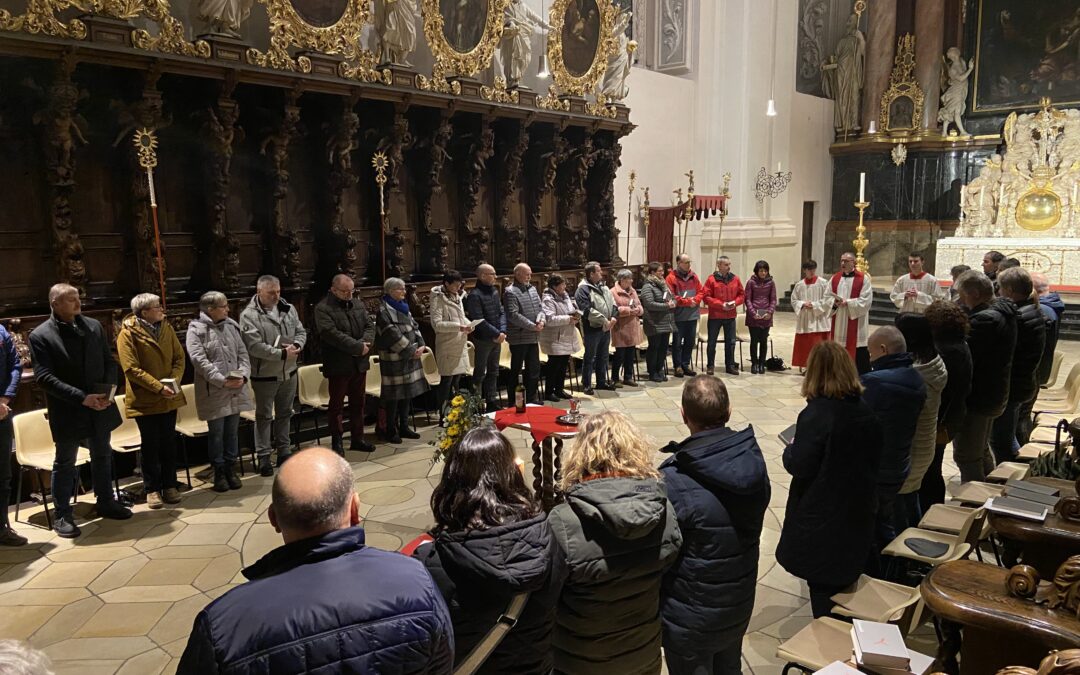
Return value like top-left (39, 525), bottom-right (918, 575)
top-left (133, 128), bottom-right (159, 170)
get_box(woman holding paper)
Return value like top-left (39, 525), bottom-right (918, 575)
top-left (429, 270), bottom-right (473, 417)
top-left (116, 293), bottom-right (187, 509)
top-left (539, 273), bottom-right (580, 401)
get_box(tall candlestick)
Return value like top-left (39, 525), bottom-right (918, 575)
top-left (859, 173), bottom-right (865, 202)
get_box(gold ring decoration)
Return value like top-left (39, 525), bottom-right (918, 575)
top-left (546, 0), bottom-right (618, 97)
top-left (421, 0), bottom-right (510, 80)
top-left (133, 128), bottom-right (159, 171)
top-left (247, 0), bottom-right (373, 73)
top-left (1005, 564), bottom-right (1041, 600)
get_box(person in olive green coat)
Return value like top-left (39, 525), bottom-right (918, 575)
top-left (116, 293), bottom-right (187, 509)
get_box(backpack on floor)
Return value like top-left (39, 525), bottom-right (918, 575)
top-left (764, 356), bottom-right (789, 372)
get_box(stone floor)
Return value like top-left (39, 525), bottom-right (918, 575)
top-left (1, 313), bottom-right (1076, 674)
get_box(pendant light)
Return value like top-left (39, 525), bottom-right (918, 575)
top-left (538, 0), bottom-right (550, 78)
top-left (765, 0), bottom-right (778, 117)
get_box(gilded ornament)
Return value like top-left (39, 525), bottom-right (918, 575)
top-left (246, 0), bottom-right (373, 73)
top-left (1016, 182), bottom-right (1063, 231)
top-left (879, 34), bottom-right (924, 134)
top-left (546, 0), bottom-right (619, 97)
top-left (420, 0), bottom-right (509, 80)
top-left (480, 77), bottom-right (520, 104)
top-left (537, 84), bottom-right (570, 111)
top-left (585, 90), bottom-right (617, 118)
top-left (133, 128), bottom-right (159, 170)
top-left (0, 3), bottom-right (86, 39)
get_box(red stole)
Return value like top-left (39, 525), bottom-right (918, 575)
top-left (830, 271), bottom-right (864, 358)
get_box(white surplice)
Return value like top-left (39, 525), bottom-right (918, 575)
top-left (791, 276), bottom-right (835, 334)
top-left (831, 273), bottom-right (873, 348)
top-left (889, 273), bottom-right (946, 314)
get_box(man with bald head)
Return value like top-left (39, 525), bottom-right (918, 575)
top-left (180, 448), bottom-right (454, 673)
top-left (861, 326), bottom-right (926, 575)
top-left (504, 262), bottom-right (545, 404)
top-left (465, 263), bottom-right (507, 410)
top-left (314, 274), bottom-right (376, 455)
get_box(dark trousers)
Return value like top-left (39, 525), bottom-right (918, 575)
top-left (706, 318), bottom-right (736, 368)
top-left (0, 419), bottom-right (12, 527)
top-left (672, 320), bottom-right (697, 370)
top-left (472, 340), bottom-right (501, 407)
top-left (663, 628), bottom-right (745, 675)
top-left (611, 347), bottom-right (636, 382)
top-left (1017, 398), bottom-right (1036, 445)
top-left (384, 398), bottom-right (411, 436)
top-left (508, 343), bottom-right (541, 403)
top-left (893, 491), bottom-right (922, 535)
top-left (54, 430), bottom-right (115, 518)
top-left (952, 414), bottom-right (996, 482)
top-left (134, 410), bottom-right (179, 493)
top-left (207, 414), bottom-right (240, 467)
top-left (868, 482), bottom-right (902, 578)
top-left (808, 582), bottom-right (848, 618)
top-left (436, 374), bottom-right (463, 416)
top-left (989, 399), bottom-right (1023, 463)
top-left (328, 372), bottom-right (367, 440)
top-left (545, 355), bottom-right (570, 397)
top-left (919, 441), bottom-right (947, 511)
top-left (749, 326), bottom-right (770, 364)
top-left (856, 346), bottom-right (871, 375)
top-left (582, 329), bottom-right (610, 388)
top-left (646, 333), bottom-right (669, 376)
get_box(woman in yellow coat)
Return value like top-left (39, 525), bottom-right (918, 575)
top-left (116, 293), bottom-right (187, 509)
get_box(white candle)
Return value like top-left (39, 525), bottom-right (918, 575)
top-left (777, 161), bottom-right (782, 173)
top-left (859, 173), bottom-right (865, 202)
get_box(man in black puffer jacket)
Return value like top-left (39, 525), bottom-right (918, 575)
top-left (989, 267), bottom-right (1046, 463)
top-left (952, 270), bottom-right (1017, 482)
top-left (659, 376), bottom-right (770, 675)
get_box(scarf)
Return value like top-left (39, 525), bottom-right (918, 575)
top-left (384, 295), bottom-right (411, 315)
top-left (830, 270), bottom-right (865, 358)
top-left (137, 316), bottom-right (162, 340)
top-left (803, 276), bottom-right (818, 285)
top-left (712, 272), bottom-right (734, 283)
top-left (675, 267), bottom-right (690, 281)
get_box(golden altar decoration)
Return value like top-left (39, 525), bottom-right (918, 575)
top-left (879, 34), bottom-right (924, 135)
top-left (421, 0), bottom-right (510, 82)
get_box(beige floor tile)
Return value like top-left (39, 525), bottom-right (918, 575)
top-left (240, 523), bottom-right (281, 568)
top-left (0, 604), bottom-right (61, 639)
top-left (78, 521), bottom-right (161, 548)
top-left (74, 602), bottom-right (172, 638)
top-left (204, 492), bottom-right (268, 514)
top-left (757, 565), bottom-right (809, 600)
top-left (144, 545), bottom-right (236, 560)
top-left (360, 461), bottom-right (435, 483)
top-left (193, 553), bottom-right (242, 592)
top-left (88, 554), bottom-right (151, 595)
top-left (160, 637), bottom-right (189, 658)
top-left (358, 485), bottom-right (415, 506)
top-left (148, 593), bottom-right (212, 645)
top-left (24, 560), bottom-right (112, 589)
top-left (53, 659), bottom-right (125, 675)
top-left (163, 656), bottom-right (181, 674)
top-left (29, 596), bottom-right (104, 647)
top-left (179, 512), bottom-right (257, 525)
top-left (0, 556), bottom-right (54, 595)
top-left (747, 585), bottom-right (807, 634)
top-left (99, 585), bottom-right (201, 604)
top-left (743, 631), bottom-right (785, 673)
top-left (0, 547), bottom-right (46, 563)
top-left (47, 546), bottom-right (140, 563)
top-left (0, 587), bottom-right (91, 606)
top-left (226, 521), bottom-right (253, 550)
top-left (133, 521), bottom-right (187, 552)
top-left (167, 523), bottom-right (241, 547)
top-left (128, 558), bottom-right (213, 587)
top-left (117, 647), bottom-right (172, 675)
top-left (43, 636), bottom-right (158, 661)
top-left (203, 583), bottom-right (243, 600)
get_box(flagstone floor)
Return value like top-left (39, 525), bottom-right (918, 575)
top-left (1, 313), bottom-right (1076, 674)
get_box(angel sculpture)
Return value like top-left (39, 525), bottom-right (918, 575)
top-left (939, 47), bottom-right (975, 137)
top-left (601, 9), bottom-right (635, 101)
top-left (500, 0), bottom-right (551, 88)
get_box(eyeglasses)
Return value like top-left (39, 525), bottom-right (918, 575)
top-left (211, 304), bottom-right (229, 310)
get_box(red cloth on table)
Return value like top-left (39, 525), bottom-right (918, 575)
top-left (400, 533), bottom-right (433, 556)
top-left (494, 406), bottom-right (575, 444)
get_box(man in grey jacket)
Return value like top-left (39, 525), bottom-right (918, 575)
top-left (575, 262), bottom-right (617, 395)
top-left (504, 263), bottom-right (545, 404)
top-left (240, 275), bottom-right (308, 476)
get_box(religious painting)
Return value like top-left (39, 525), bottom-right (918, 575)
top-left (289, 0), bottom-right (350, 27)
top-left (562, 0), bottom-right (601, 76)
top-left (889, 96), bottom-right (914, 130)
top-left (973, 0), bottom-right (1080, 112)
top-left (440, 0), bottom-right (488, 53)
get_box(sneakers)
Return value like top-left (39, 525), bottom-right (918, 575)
top-left (350, 439), bottom-right (375, 452)
top-left (0, 526), bottom-right (27, 546)
top-left (726, 365), bottom-right (739, 376)
top-left (400, 428), bottom-right (421, 440)
top-left (622, 379), bottom-right (637, 387)
top-left (162, 487), bottom-right (182, 504)
top-left (225, 464), bottom-right (242, 490)
top-left (96, 500), bottom-right (132, 520)
top-left (53, 516), bottom-right (81, 539)
top-left (213, 466), bottom-right (230, 492)
top-left (147, 492), bottom-right (164, 510)
top-left (259, 457), bottom-right (274, 477)
top-left (674, 367), bottom-right (684, 378)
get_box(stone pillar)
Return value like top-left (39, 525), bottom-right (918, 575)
top-left (914, 0), bottom-right (945, 130)
top-left (861, 0), bottom-right (897, 132)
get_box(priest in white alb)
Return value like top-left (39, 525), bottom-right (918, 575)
top-left (830, 251), bottom-right (874, 374)
top-left (889, 252), bottom-right (945, 314)
top-left (791, 259), bottom-right (834, 369)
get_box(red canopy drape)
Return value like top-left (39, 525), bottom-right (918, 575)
top-left (645, 195), bottom-right (727, 263)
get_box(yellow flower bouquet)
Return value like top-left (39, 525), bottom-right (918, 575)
top-left (430, 390), bottom-right (489, 464)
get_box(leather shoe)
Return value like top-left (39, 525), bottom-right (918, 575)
top-left (684, 368), bottom-right (697, 376)
top-left (597, 383), bottom-right (617, 391)
top-left (162, 487), bottom-right (182, 504)
top-left (706, 367), bottom-right (714, 375)
top-left (726, 365), bottom-right (739, 376)
top-left (583, 387), bottom-right (595, 396)
top-left (0, 526), bottom-right (27, 546)
top-left (674, 367), bottom-right (684, 378)
top-left (622, 379), bottom-right (637, 387)
top-left (350, 439), bottom-right (376, 452)
top-left (555, 390), bottom-right (574, 399)
top-left (96, 500), bottom-right (132, 520)
top-left (400, 428), bottom-right (421, 440)
top-left (259, 457), bottom-right (274, 477)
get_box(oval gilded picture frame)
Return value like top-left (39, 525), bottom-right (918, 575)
top-left (422, 0), bottom-right (510, 79)
top-left (547, 0), bottom-right (618, 97)
top-left (250, 0), bottom-right (371, 67)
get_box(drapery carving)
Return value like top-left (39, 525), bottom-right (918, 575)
top-left (260, 89), bottom-right (302, 286)
top-left (325, 99), bottom-right (361, 278)
top-left (33, 52), bottom-right (88, 296)
top-left (525, 125), bottom-right (562, 270)
top-left (456, 115), bottom-right (494, 267)
top-left (494, 119), bottom-right (529, 268)
top-left (587, 132), bottom-right (622, 265)
top-left (201, 78), bottom-right (243, 292)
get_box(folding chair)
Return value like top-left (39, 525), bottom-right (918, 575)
top-left (173, 384), bottom-right (205, 487)
top-left (881, 507), bottom-right (987, 566)
top-left (13, 409), bottom-right (89, 530)
top-left (108, 397), bottom-right (142, 498)
top-left (296, 364), bottom-right (331, 445)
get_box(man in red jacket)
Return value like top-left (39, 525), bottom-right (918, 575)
top-left (666, 254), bottom-right (704, 377)
top-left (702, 256), bottom-right (745, 375)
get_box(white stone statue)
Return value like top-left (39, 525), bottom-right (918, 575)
top-left (939, 47), bottom-right (975, 137)
top-left (375, 0), bottom-right (419, 67)
top-left (601, 9), bottom-right (634, 101)
top-left (821, 12), bottom-right (865, 137)
top-left (194, 0), bottom-right (252, 37)
top-left (500, 0), bottom-right (550, 88)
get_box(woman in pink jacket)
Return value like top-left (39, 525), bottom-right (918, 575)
top-left (610, 269), bottom-right (645, 386)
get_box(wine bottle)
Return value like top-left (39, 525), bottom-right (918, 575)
top-left (514, 375), bottom-right (526, 413)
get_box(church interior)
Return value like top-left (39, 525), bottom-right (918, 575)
top-left (1, 0), bottom-right (1080, 672)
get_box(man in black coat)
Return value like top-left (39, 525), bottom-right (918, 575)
top-left (990, 267), bottom-right (1046, 462)
top-left (860, 326), bottom-right (926, 576)
top-left (28, 283), bottom-right (130, 538)
top-left (180, 448), bottom-right (454, 673)
top-left (464, 264), bottom-right (507, 411)
top-left (314, 274), bottom-right (376, 455)
top-left (952, 270), bottom-right (1017, 482)
top-left (659, 376), bottom-right (770, 675)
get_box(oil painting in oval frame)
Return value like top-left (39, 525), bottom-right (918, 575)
top-left (422, 0), bottom-right (510, 78)
top-left (547, 0), bottom-right (618, 96)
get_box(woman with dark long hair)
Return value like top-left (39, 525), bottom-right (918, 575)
top-left (414, 428), bottom-right (565, 674)
top-left (744, 260), bottom-right (777, 374)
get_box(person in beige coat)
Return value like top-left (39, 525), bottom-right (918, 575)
top-left (610, 269), bottom-right (644, 386)
top-left (539, 273), bottom-right (581, 401)
top-left (429, 270), bottom-right (473, 416)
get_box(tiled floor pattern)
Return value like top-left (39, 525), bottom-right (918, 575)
top-left (2, 313), bottom-right (1077, 674)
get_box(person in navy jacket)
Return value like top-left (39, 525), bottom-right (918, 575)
top-left (0, 322), bottom-right (25, 546)
top-left (179, 448), bottom-right (454, 674)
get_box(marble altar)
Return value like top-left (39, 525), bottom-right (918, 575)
top-left (936, 236), bottom-right (1080, 287)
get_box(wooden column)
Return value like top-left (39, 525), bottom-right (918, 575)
top-left (861, 0), bottom-right (897, 132)
top-left (914, 0), bottom-right (945, 130)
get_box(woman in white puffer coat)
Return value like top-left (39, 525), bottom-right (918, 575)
top-left (539, 273), bottom-right (581, 401)
top-left (430, 270), bottom-right (473, 415)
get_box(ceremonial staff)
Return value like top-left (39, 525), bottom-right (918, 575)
top-left (625, 169), bottom-right (636, 264)
top-left (715, 172), bottom-right (732, 257)
top-left (133, 129), bottom-right (167, 308)
top-left (373, 151), bottom-right (389, 280)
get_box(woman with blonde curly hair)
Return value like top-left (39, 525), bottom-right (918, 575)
top-left (549, 411), bottom-right (682, 675)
